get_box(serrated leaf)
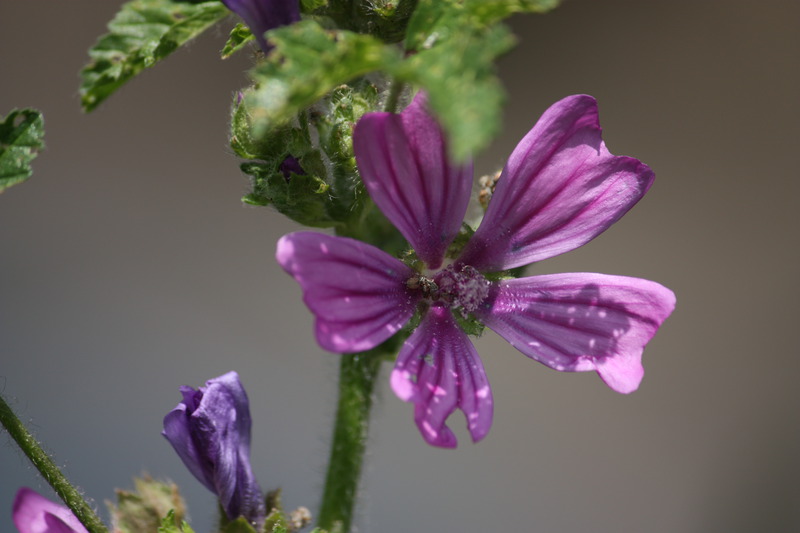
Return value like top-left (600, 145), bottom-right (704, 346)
top-left (221, 23), bottom-right (255, 59)
top-left (80, 0), bottom-right (230, 111)
top-left (246, 20), bottom-right (402, 138)
top-left (0, 108), bottom-right (44, 193)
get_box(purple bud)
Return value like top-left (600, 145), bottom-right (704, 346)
top-left (221, 0), bottom-right (301, 53)
top-left (279, 156), bottom-right (304, 181)
top-left (12, 488), bottom-right (88, 533)
top-left (162, 372), bottom-right (265, 527)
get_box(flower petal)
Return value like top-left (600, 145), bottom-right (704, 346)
top-left (162, 372), bottom-right (265, 525)
top-left (42, 514), bottom-right (80, 533)
top-left (12, 488), bottom-right (88, 533)
top-left (459, 95), bottom-right (655, 272)
top-left (354, 93), bottom-right (473, 269)
top-left (391, 305), bottom-right (493, 448)
top-left (477, 273), bottom-right (675, 393)
top-left (276, 231), bottom-right (420, 352)
top-left (222, 0), bottom-right (300, 52)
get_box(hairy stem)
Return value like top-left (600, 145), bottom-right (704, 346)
top-left (383, 79), bottom-right (406, 113)
top-left (316, 351), bottom-right (383, 533)
top-left (0, 393), bottom-right (108, 533)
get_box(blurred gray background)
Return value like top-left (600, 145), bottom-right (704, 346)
top-left (2, 1), bottom-right (798, 531)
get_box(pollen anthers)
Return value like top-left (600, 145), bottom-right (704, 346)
top-left (406, 264), bottom-right (491, 315)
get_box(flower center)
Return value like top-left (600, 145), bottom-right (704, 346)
top-left (406, 264), bottom-right (491, 314)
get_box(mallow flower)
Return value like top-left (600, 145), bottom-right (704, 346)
top-left (12, 488), bottom-right (88, 533)
top-left (162, 371), bottom-right (265, 526)
top-left (222, 0), bottom-right (300, 53)
top-left (277, 94), bottom-right (676, 448)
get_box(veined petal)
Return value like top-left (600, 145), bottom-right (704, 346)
top-left (354, 93), bottom-right (473, 269)
top-left (477, 273), bottom-right (675, 393)
top-left (162, 372), bottom-right (265, 525)
top-left (391, 305), bottom-right (493, 448)
top-left (276, 232), bottom-right (420, 352)
top-left (222, 0), bottom-right (300, 52)
top-left (12, 488), bottom-right (88, 533)
top-left (459, 95), bottom-right (655, 272)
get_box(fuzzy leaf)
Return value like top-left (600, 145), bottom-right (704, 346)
top-left (246, 20), bottom-right (402, 138)
top-left (80, 0), bottom-right (229, 111)
top-left (0, 108), bottom-right (44, 193)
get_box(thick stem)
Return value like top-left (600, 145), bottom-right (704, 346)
top-left (0, 394), bottom-right (108, 533)
top-left (316, 351), bottom-right (383, 533)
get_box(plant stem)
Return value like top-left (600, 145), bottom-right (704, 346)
top-left (383, 79), bottom-right (406, 113)
top-left (316, 351), bottom-right (383, 533)
top-left (0, 393), bottom-right (108, 533)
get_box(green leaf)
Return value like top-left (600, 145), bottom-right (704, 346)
top-left (397, 22), bottom-right (515, 161)
top-left (406, 0), bottom-right (561, 50)
top-left (395, 0), bottom-right (560, 160)
top-left (221, 23), bottom-right (255, 59)
top-left (80, 0), bottom-right (230, 111)
top-left (0, 108), bottom-right (44, 193)
top-left (158, 510), bottom-right (196, 533)
top-left (246, 20), bottom-right (402, 139)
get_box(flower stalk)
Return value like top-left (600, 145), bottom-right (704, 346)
top-left (383, 79), bottom-right (406, 113)
top-left (0, 393), bottom-right (108, 533)
top-left (316, 351), bottom-right (383, 533)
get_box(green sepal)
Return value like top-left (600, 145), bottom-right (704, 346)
top-left (310, 81), bottom-right (379, 225)
top-left (222, 23), bottom-right (255, 59)
top-left (222, 517), bottom-right (259, 533)
top-left (231, 91), bottom-right (313, 161)
top-left (263, 508), bottom-right (290, 532)
top-left (455, 312), bottom-right (486, 337)
top-left (158, 510), bottom-right (196, 533)
top-left (264, 488), bottom-right (284, 515)
top-left (246, 20), bottom-right (402, 141)
top-left (0, 108), bottom-right (44, 193)
top-left (109, 477), bottom-right (186, 533)
top-left (80, 0), bottom-right (230, 111)
top-left (445, 223), bottom-right (477, 260)
top-left (241, 160), bottom-right (339, 227)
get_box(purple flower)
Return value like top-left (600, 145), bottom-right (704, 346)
top-left (277, 94), bottom-right (676, 448)
top-left (222, 0), bottom-right (300, 53)
top-left (12, 488), bottom-right (88, 533)
top-left (162, 371), bottom-right (265, 526)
